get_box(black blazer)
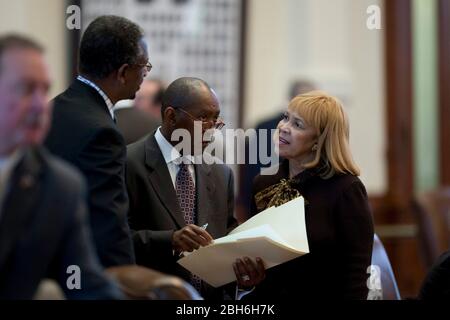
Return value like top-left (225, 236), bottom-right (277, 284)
top-left (0, 147), bottom-right (121, 299)
top-left (245, 160), bottom-right (374, 300)
top-left (45, 80), bottom-right (134, 267)
top-left (126, 133), bottom-right (237, 299)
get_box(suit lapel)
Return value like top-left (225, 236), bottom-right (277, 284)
top-left (144, 135), bottom-right (185, 228)
top-left (195, 163), bottom-right (214, 228)
top-left (0, 148), bottom-right (43, 268)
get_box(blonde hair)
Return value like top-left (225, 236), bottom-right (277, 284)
top-left (288, 91), bottom-right (360, 178)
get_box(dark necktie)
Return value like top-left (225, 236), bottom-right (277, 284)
top-left (175, 161), bottom-right (202, 292)
top-left (175, 162), bottom-right (196, 225)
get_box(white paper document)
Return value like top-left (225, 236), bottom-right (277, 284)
top-left (177, 196), bottom-right (310, 287)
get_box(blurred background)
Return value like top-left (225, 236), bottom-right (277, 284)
top-left (0, 0), bottom-right (448, 298)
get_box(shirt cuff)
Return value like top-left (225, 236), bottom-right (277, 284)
top-left (235, 285), bottom-right (255, 300)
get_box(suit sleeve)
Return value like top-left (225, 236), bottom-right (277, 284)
top-left (125, 155), bottom-right (175, 269)
top-left (76, 128), bottom-right (135, 267)
top-left (335, 180), bottom-right (374, 299)
top-left (53, 180), bottom-right (123, 299)
top-left (130, 229), bottom-right (175, 268)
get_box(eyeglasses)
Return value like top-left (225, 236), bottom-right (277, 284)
top-left (134, 61), bottom-right (152, 72)
top-left (175, 107), bottom-right (225, 130)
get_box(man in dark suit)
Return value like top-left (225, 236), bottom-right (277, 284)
top-left (0, 34), bottom-right (121, 299)
top-left (126, 77), bottom-right (265, 299)
top-left (45, 15), bottom-right (151, 267)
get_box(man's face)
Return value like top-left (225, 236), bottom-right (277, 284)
top-left (173, 86), bottom-right (221, 155)
top-left (122, 39), bottom-right (150, 100)
top-left (0, 48), bottom-right (51, 155)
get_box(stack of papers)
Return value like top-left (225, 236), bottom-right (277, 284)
top-left (178, 196), bottom-right (309, 287)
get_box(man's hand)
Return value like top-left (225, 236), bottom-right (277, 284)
top-left (172, 224), bottom-right (213, 254)
top-left (233, 257), bottom-right (266, 289)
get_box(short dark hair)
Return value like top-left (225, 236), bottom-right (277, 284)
top-left (161, 77), bottom-right (211, 118)
top-left (289, 80), bottom-right (315, 100)
top-left (79, 15), bottom-right (144, 79)
top-left (0, 34), bottom-right (43, 74)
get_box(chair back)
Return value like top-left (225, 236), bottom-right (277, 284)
top-left (411, 188), bottom-right (450, 267)
top-left (369, 234), bottom-right (401, 300)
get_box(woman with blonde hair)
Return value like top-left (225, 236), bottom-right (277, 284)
top-left (244, 91), bottom-right (374, 300)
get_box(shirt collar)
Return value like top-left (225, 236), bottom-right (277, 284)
top-left (154, 127), bottom-right (196, 165)
top-left (0, 148), bottom-right (23, 172)
top-left (112, 100), bottom-right (134, 112)
top-left (77, 75), bottom-right (115, 119)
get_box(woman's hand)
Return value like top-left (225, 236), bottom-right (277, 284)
top-left (233, 257), bottom-right (266, 289)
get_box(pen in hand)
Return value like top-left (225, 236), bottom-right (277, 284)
top-left (178, 223), bottom-right (209, 258)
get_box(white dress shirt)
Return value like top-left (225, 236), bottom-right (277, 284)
top-left (155, 128), bottom-right (253, 300)
top-left (0, 149), bottom-right (22, 222)
top-left (154, 127), bottom-right (196, 188)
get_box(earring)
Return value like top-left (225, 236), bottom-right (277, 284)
top-left (312, 144), bottom-right (318, 151)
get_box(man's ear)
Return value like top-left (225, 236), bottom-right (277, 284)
top-left (164, 107), bottom-right (177, 127)
top-left (117, 64), bottom-right (129, 84)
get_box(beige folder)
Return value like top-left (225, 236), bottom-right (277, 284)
top-left (177, 196), bottom-right (309, 287)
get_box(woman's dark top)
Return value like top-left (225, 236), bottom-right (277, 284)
top-left (245, 160), bottom-right (374, 300)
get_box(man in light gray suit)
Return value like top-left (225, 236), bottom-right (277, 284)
top-left (126, 77), bottom-right (265, 300)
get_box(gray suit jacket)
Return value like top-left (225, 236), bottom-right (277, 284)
top-left (126, 133), bottom-right (237, 299)
top-left (0, 147), bottom-right (121, 299)
top-left (115, 107), bottom-right (159, 145)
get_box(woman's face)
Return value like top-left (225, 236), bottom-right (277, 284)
top-left (275, 109), bottom-right (317, 161)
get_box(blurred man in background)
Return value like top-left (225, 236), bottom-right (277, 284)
top-left (0, 34), bottom-right (121, 299)
top-left (134, 78), bottom-right (165, 121)
top-left (114, 78), bottom-right (164, 144)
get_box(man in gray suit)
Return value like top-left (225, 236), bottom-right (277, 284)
top-left (0, 34), bottom-right (121, 299)
top-left (126, 77), bottom-right (265, 300)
